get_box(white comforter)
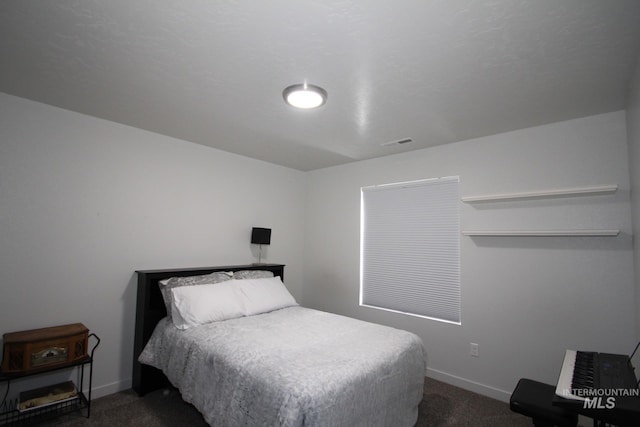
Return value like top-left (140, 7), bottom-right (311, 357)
top-left (139, 306), bottom-right (426, 427)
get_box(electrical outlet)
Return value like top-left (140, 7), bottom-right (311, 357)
top-left (470, 343), bottom-right (479, 357)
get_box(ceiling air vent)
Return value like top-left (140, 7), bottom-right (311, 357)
top-left (380, 138), bottom-right (413, 147)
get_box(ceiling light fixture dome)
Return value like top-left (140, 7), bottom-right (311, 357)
top-left (283, 83), bottom-right (327, 109)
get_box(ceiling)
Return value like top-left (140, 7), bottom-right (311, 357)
top-left (2, 1), bottom-right (640, 171)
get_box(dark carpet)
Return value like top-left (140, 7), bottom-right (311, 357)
top-left (32, 377), bottom-right (532, 426)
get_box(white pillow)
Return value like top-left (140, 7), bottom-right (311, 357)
top-left (159, 271), bottom-right (233, 319)
top-left (234, 277), bottom-right (297, 316)
top-left (170, 281), bottom-right (245, 330)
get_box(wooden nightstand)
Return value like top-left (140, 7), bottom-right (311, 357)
top-left (0, 324), bottom-right (100, 425)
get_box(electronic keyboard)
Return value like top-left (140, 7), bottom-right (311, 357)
top-left (555, 349), bottom-right (637, 401)
top-left (553, 347), bottom-right (640, 426)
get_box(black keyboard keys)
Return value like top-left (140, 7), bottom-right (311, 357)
top-left (572, 351), bottom-right (596, 391)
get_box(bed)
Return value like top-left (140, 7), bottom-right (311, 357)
top-left (132, 264), bottom-right (426, 426)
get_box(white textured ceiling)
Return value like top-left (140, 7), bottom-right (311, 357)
top-left (2, 1), bottom-right (640, 171)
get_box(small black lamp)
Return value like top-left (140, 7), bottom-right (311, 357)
top-left (251, 227), bottom-right (271, 264)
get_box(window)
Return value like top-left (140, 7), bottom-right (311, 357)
top-left (360, 176), bottom-right (460, 324)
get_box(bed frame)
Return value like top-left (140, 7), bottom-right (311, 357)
top-left (132, 263), bottom-right (285, 396)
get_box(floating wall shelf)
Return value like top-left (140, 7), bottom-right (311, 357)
top-left (461, 185), bottom-right (617, 203)
top-left (461, 229), bottom-right (620, 237)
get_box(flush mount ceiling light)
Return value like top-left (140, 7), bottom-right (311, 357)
top-left (283, 83), bottom-right (327, 109)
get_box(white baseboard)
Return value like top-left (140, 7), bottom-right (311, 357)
top-left (89, 378), bottom-right (132, 399)
top-left (93, 371), bottom-right (511, 405)
top-left (91, 368), bottom-right (511, 403)
top-left (94, 372), bottom-right (511, 404)
top-left (426, 367), bottom-right (512, 403)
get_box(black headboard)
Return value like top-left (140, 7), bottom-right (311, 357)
top-left (132, 263), bottom-right (285, 396)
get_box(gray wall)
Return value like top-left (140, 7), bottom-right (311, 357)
top-left (1, 89), bottom-right (637, 404)
top-left (303, 111), bottom-right (635, 401)
top-left (0, 93), bottom-right (306, 397)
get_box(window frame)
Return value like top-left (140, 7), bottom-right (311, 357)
top-left (359, 176), bottom-right (461, 325)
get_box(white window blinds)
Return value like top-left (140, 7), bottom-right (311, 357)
top-left (360, 176), bottom-right (461, 324)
